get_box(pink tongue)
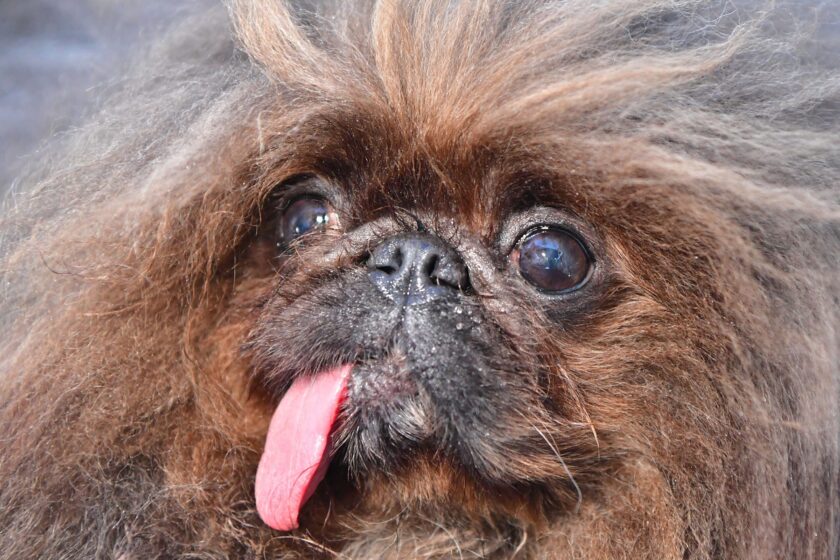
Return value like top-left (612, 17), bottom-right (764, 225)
top-left (255, 365), bottom-right (352, 531)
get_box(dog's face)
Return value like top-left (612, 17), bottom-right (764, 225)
top-left (229, 106), bottom-right (717, 533)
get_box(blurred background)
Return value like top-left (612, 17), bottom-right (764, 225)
top-left (0, 0), bottom-right (176, 195)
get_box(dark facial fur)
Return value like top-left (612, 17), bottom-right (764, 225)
top-left (247, 202), bottom-right (606, 501)
top-left (1, 1), bottom-right (839, 559)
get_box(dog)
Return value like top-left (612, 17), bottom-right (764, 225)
top-left (1, 1), bottom-right (838, 558)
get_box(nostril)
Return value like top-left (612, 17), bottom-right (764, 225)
top-left (378, 263), bottom-right (397, 275)
top-left (378, 247), bottom-right (402, 275)
top-left (369, 243), bottom-right (404, 277)
top-left (430, 262), bottom-right (468, 291)
top-left (393, 247), bottom-right (404, 270)
top-left (425, 251), bottom-right (469, 291)
top-left (422, 254), bottom-right (439, 280)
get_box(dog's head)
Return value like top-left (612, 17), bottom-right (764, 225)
top-left (230, 81), bottom-right (756, 533)
top-left (2, 1), bottom-right (837, 558)
top-left (245, 143), bottom-right (620, 530)
top-left (191, 0), bottom-right (837, 540)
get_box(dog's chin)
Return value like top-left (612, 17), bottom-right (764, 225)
top-left (297, 356), bottom-right (556, 528)
top-left (338, 351), bottom-right (435, 477)
top-left (248, 279), bottom-right (592, 531)
top-left (315, 449), bottom-right (552, 530)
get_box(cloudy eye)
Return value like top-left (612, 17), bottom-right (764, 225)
top-left (276, 197), bottom-right (337, 249)
top-left (512, 227), bottom-right (591, 293)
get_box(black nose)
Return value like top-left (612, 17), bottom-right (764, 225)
top-left (367, 233), bottom-right (469, 305)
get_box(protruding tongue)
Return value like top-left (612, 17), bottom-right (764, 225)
top-left (255, 364), bottom-right (352, 531)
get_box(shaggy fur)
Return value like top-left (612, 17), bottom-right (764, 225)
top-left (1, 0), bottom-right (839, 558)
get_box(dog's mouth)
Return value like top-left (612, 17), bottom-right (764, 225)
top-left (255, 363), bottom-right (353, 532)
top-left (254, 347), bottom-right (425, 532)
top-left (248, 290), bottom-right (544, 532)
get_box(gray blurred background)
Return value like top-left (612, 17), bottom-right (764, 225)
top-left (0, 0), bottom-right (180, 195)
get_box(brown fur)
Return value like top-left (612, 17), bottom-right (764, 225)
top-left (1, 1), bottom-right (839, 558)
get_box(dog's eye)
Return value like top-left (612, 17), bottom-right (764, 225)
top-left (512, 227), bottom-right (591, 293)
top-left (276, 196), bottom-right (337, 249)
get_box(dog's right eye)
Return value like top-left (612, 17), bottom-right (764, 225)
top-left (275, 196), bottom-right (338, 250)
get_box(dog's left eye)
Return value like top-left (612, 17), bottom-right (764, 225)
top-left (276, 196), bottom-right (337, 249)
top-left (511, 227), bottom-right (592, 293)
